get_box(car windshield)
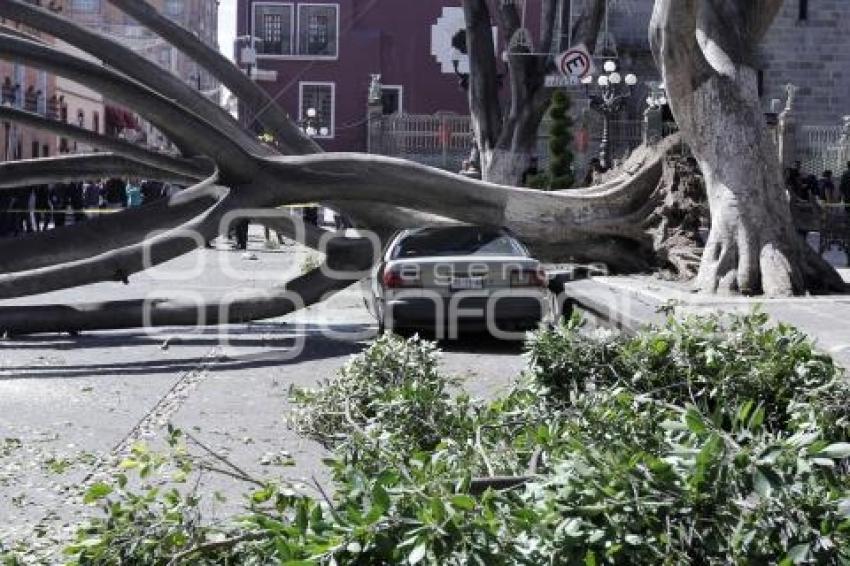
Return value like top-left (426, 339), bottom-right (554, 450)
top-left (392, 227), bottom-right (527, 258)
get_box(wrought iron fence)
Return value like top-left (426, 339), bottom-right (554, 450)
top-left (798, 125), bottom-right (848, 175)
top-left (369, 113), bottom-right (473, 171)
top-left (369, 110), bottom-right (649, 176)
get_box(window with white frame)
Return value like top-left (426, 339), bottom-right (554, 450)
top-left (254, 3), bottom-right (294, 55)
top-left (299, 82), bottom-right (334, 138)
top-left (297, 4), bottom-right (338, 57)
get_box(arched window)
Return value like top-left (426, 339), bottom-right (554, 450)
top-left (77, 109), bottom-right (85, 128)
top-left (93, 111), bottom-right (100, 133)
top-left (799, 0), bottom-right (808, 21)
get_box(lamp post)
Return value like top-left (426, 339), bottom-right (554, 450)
top-left (582, 60), bottom-right (638, 169)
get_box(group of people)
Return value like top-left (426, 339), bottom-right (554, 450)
top-left (787, 161), bottom-right (850, 207)
top-left (0, 179), bottom-right (173, 237)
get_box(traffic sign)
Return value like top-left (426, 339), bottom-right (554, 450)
top-left (556, 44), bottom-right (594, 79)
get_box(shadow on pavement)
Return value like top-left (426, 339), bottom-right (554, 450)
top-left (0, 325), bottom-right (373, 380)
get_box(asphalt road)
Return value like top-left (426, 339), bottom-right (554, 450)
top-left (0, 232), bottom-right (528, 555)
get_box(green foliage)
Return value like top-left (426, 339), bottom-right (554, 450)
top-left (547, 90), bottom-right (575, 190)
top-left (299, 253), bottom-right (323, 274)
top-left (289, 333), bottom-right (474, 463)
top-left (58, 314), bottom-right (850, 564)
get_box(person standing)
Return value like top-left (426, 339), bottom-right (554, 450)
top-left (839, 161), bottom-right (850, 213)
top-left (126, 179), bottom-right (142, 208)
top-left (787, 161), bottom-right (806, 200)
top-left (83, 180), bottom-right (101, 219)
top-left (68, 182), bottom-right (86, 225)
top-left (104, 177), bottom-right (126, 209)
top-left (34, 185), bottom-right (51, 231)
top-left (820, 170), bottom-right (839, 204)
top-left (50, 183), bottom-right (68, 227)
top-left (520, 156), bottom-right (540, 187)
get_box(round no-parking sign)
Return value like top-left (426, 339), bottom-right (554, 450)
top-left (556, 44), bottom-right (594, 79)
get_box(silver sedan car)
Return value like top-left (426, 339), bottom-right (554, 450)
top-left (365, 226), bottom-right (550, 338)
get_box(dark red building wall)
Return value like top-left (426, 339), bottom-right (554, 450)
top-left (237, 0), bottom-right (479, 152)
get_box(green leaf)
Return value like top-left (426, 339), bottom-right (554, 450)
top-left (251, 486), bottom-right (274, 504)
top-left (753, 468), bottom-right (773, 497)
top-left (83, 483), bottom-right (112, 504)
top-left (685, 408), bottom-right (707, 434)
top-left (818, 443), bottom-right (850, 459)
top-left (748, 405), bottom-right (766, 429)
top-left (737, 400), bottom-right (755, 423)
top-left (372, 484), bottom-right (390, 514)
top-left (295, 502), bottom-right (309, 534)
top-left (584, 550), bottom-right (597, 566)
top-left (785, 543), bottom-right (810, 563)
top-left (450, 494), bottom-right (476, 511)
top-left (408, 542), bottom-right (427, 565)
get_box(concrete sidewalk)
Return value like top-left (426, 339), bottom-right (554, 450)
top-left (564, 269), bottom-right (850, 369)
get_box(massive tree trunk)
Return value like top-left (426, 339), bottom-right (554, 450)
top-left (464, 0), bottom-right (606, 186)
top-left (649, 0), bottom-right (843, 296)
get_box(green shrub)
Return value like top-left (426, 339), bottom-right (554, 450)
top-left (547, 91), bottom-right (575, 190)
top-left (59, 314), bottom-right (850, 565)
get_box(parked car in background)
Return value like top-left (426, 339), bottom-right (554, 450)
top-left (365, 225), bottom-right (550, 338)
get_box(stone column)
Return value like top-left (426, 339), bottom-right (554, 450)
top-left (366, 74), bottom-right (384, 154)
top-left (642, 105), bottom-right (663, 146)
top-left (777, 84), bottom-right (798, 171)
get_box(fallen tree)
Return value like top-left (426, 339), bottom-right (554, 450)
top-left (0, 0), bottom-right (842, 335)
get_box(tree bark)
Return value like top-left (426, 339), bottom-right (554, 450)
top-left (0, 153), bottom-right (201, 189)
top-left (0, 31), bottom-right (255, 178)
top-left (650, 0), bottom-right (844, 295)
top-left (0, 106), bottom-right (211, 180)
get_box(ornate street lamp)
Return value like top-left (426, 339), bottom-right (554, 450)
top-left (582, 60), bottom-right (638, 169)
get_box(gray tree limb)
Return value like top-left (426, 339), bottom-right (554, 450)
top-left (0, 106), bottom-right (211, 180)
top-left (0, 32), bottom-right (255, 178)
top-left (0, 153), bottom-right (201, 189)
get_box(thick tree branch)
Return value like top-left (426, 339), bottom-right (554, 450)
top-left (0, 172), bottom-right (228, 296)
top-left (571, 0), bottom-right (606, 52)
top-left (695, 0), bottom-right (783, 70)
top-left (0, 153), bottom-right (201, 189)
top-left (0, 237), bottom-right (376, 335)
top-left (0, 32), bottom-right (255, 178)
top-left (464, 0), bottom-right (503, 154)
top-left (0, 106), bottom-right (211, 180)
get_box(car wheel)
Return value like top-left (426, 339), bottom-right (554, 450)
top-left (376, 304), bottom-right (394, 335)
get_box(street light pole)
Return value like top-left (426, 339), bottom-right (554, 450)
top-left (582, 60), bottom-right (638, 169)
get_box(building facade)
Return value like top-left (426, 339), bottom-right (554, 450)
top-left (54, 43), bottom-right (105, 154)
top-left (569, 0), bottom-right (850, 126)
top-left (236, 0), bottom-right (850, 157)
top-left (65, 0), bottom-right (220, 149)
top-left (236, 0), bottom-right (477, 152)
top-left (0, 1), bottom-right (64, 161)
